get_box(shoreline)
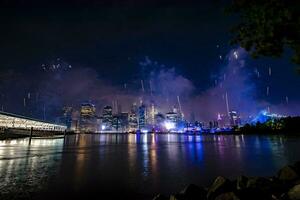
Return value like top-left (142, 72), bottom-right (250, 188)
top-left (153, 161), bottom-right (300, 200)
top-left (1, 130), bottom-right (300, 140)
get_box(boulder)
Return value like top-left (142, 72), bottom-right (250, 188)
top-left (278, 166), bottom-right (299, 182)
top-left (246, 177), bottom-right (272, 193)
top-left (180, 184), bottom-right (207, 200)
top-left (235, 188), bottom-right (273, 200)
top-left (169, 184), bottom-right (207, 200)
top-left (169, 194), bottom-right (185, 200)
top-left (215, 192), bottom-right (240, 200)
top-left (207, 176), bottom-right (233, 200)
top-left (268, 177), bottom-right (291, 198)
top-left (288, 184), bottom-right (300, 200)
top-left (153, 194), bottom-right (169, 200)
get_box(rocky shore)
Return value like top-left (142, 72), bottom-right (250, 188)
top-left (153, 161), bottom-right (300, 200)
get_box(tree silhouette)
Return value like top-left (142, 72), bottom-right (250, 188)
top-left (228, 0), bottom-right (300, 69)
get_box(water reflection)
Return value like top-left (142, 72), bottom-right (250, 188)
top-left (0, 138), bottom-right (63, 198)
top-left (0, 134), bottom-right (300, 198)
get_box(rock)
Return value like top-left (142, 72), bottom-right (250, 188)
top-left (288, 184), bottom-right (300, 200)
top-left (268, 178), bottom-right (290, 198)
top-left (235, 188), bottom-right (273, 200)
top-left (246, 177), bottom-right (272, 192)
top-left (153, 194), bottom-right (169, 200)
top-left (180, 184), bottom-right (207, 200)
top-left (278, 166), bottom-right (299, 182)
top-left (215, 192), bottom-right (240, 200)
top-left (207, 176), bottom-right (233, 200)
top-left (169, 184), bottom-right (207, 200)
top-left (236, 176), bottom-right (248, 190)
top-left (168, 194), bottom-right (176, 200)
top-left (169, 194), bottom-right (184, 200)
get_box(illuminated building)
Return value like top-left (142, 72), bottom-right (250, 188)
top-left (111, 112), bottom-right (128, 132)
top-left (80, 102), bottom-right (97, 132)
top-left (128, 105), bottom-right (138, 132)
top-left (112, 115), bottom-right (121, 131)
top-left (229, 110), bottom-right (241, 127)
top-left (148, 103), bottom-right (157, 126)
top-left (155, 113), bottom-right (165, 126)
top-left (120, 112), bottom-right (129, 131)
top-left (102, 106), bottom-right (113, 130)
top-left (138, 104), bottom-right (147, 129)
top-left (165, 108), bottom-right (180, 131)
top-left (166, 111), bottom-right (179, 124)
top-left (81, 103), bottom-right (96, 117)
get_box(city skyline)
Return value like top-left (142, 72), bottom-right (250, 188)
top-left (1, 1), bottom-right (300, 200)
top-left (0, 0), bottom-right (299, 125)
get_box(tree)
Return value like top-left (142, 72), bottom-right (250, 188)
top-left (228, 0), bottom-right (300, 68)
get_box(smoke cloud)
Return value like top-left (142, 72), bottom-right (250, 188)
top-left (0, 47), bottom-right (299, 123)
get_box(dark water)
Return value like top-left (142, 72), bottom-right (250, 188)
top-left (0, 134), bottom-right (300, 199)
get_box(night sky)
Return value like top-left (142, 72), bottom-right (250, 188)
top-left (0, 0), bottom-right (299, 121)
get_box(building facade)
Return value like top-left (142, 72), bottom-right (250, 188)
top-left (80, 103), bottom-right (97, 132)
top-left (102, 106), bottom-right (113, 130)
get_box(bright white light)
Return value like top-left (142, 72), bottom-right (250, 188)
top-left (164, 121), bottom-right (175, 130)
top-left (141, 129), bottom-right (148, 133)
top-left (101, 125), bottom-right (106, 130)
top-left (233, 51), bottom-right (238, 59)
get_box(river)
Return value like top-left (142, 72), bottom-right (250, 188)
top-left (0, 134), bottom-right (300, 199)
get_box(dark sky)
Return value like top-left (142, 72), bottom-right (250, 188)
top-left (0, 0), bottom-right (299, 120)
top-left (0, 0), bottom-right (231, 86)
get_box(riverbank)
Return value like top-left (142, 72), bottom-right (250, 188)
top-left (153, 161), bottom-right (300, 200)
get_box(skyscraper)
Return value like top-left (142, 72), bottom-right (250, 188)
top-left (112, 115), bottom-right (121, 131)
top-left (138, 104), bottom-right (147, 129)
top-left (119, 112), bottom-right (129, 131)
top-left (149, 103), bottom-right (157, 126)
top-left (128, 103), bottom-right (138, 132)
top-left (80, 102), bottom-right (97, 133)
top-left (102, 106), bottom-right (113, 130)
top-left (81, 103), bottom-right (96, 117)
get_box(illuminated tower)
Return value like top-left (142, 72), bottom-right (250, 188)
top-left (149, 103), bottom-right (157, 126)
top-left (80, 103), bottom-right (96, 117)
top-left (80, 102), bottom-right (97, 132)
top-left (128, 103), bottom-right (138, 132)
top-left (138, 104), bottom-right (147, 129)
top-left (102, 105), bottom-right (113, 130)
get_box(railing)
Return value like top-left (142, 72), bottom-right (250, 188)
top-left (0, 111), bottom-right (66, 132)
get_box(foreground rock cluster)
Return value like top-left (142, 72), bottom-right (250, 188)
top-left (153, 161), bottom-right (300, 200)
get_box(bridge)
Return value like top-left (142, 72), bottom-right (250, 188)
top-left (0, 111), bottom-right (67, 132)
